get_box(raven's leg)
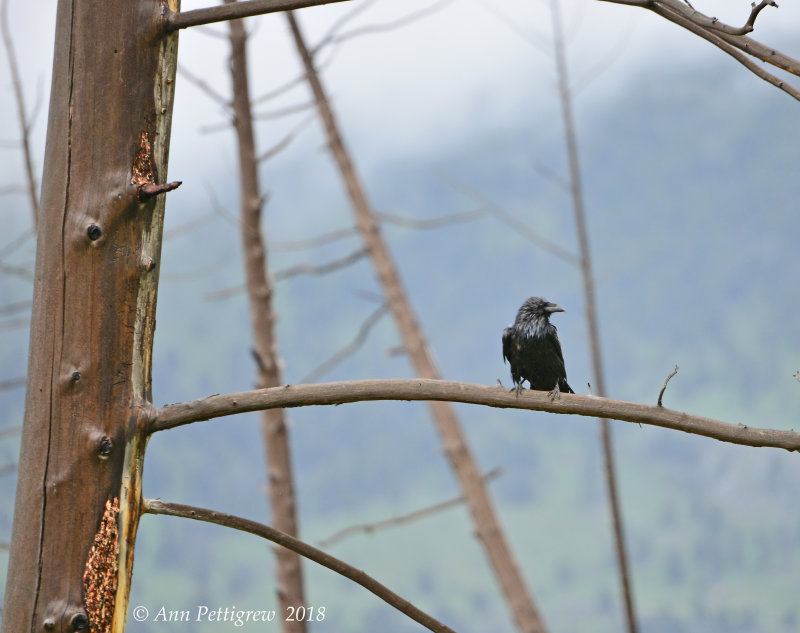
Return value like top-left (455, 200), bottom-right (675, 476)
top-left (547, 381), bottom-right (561, 401)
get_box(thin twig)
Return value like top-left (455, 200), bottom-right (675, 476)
top-left (0, 317), bottom-right (29, 331)
top-left (376, 207), bottom-right (488, 230)
top-left (0, 227), bottom-right (34, 260)
top-left (203, 284), bottom-right (246, 302)
top-left (143, 499), bottom-right (457, 633)
top-left (256, 112), bottom-right (316, 163)
top-left (162, 212), bottom-right (218, 241)
top-left (657, 365), bottom-right (679, 407)
top-left (792, 370), bottom-right (799, 383)
top-left (0, 425), bottom-right (22, 437)
top-left (150, 378), bottom-right (800, 450)
top-left (273, 248), bottom-right (368, 281)
top-left (0, 299), bottom-right (31, 315)
top-left (310, 0), bottom-right (380, 56)
top-left (253, 100), bottom-right (315, 120)
top-left (165, 0), bottom-right (353, 31)
top-left (0, 378), bottom-right (25, 392)
top-left (439, 171), bottom-right (578, 265)
top-left (0, 462), bottom-right (17, 476)
top-left (302, 303), bottom-right (388, 382)
top-left (270, 226), bottom-right (359, 251)
top-left (598, 0), bottom-right (800, 78)
top-left (1, 0), bottom-right (40, 226)
top-left (178, 63), bottom-right (231, 108)
top-left (318, 468), bottom-right (503, 547)
top-left (312, 0), bottom-right (456, 56)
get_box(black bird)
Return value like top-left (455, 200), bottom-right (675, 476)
top-left (502, 296), bottom-right (574, 400)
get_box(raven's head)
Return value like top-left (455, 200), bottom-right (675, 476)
top-left (515, 297), bottom-right (565, 333)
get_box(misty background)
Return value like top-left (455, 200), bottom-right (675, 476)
top-left (1, 0), bottom-right (799, 631)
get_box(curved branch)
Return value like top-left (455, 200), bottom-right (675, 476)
top-left (150, 378), bottom-right (800, 450)
top-left (301, 303), bottom-right (388, 383)
top-left (272, 247), bottom-right (368, 281)
top-left (598, 0), bottom-right (800, 78)
top-left (143, 499), bottom-right (456, 633)
top-left (318, 467), bottom-right (503, 548)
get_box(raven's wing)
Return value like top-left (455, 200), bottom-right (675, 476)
top-left (502, 327), bottom-right (515, 364)
top-left (548, 327), bottom-right (575, 393)
top-left (547, 327), bottom-right (566, 365)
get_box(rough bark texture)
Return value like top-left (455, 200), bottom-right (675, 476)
top-left (1, 1), bottom-right (179, 631)
top-left (226, 6), bottom-right (307, 628)
top-left (285, 12), bottom-right (548, 633)
top-left (549, 1), bottom-right (637, 629)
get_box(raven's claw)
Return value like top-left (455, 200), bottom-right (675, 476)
top-left (547, 382), bottom-right (561, 402)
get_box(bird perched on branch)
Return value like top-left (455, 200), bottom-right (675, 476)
top-left (502, 296), bottom-right (574, 400)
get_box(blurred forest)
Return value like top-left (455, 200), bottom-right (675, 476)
top-left (1, 1), bottom-right (799, 632)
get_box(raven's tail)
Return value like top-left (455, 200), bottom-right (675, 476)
top-left (562, 380), bottom-right (575, 394)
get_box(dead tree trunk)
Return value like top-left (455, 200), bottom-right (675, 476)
top-left (549, 0), bottom-right (638, 631)
top-left (226, 5), bottom-right (307, 628)
top-left (0, 1), bottom-right (180, 631)
top-left (286, 12), bottom-right (548, 633)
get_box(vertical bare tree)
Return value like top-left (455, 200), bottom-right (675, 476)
top-left (0, 0), bottom-right (181, 629)
top-left (1, 0), bottom-right (39, 226)
top-left (225, 2), bottom-right (307, 628)
top-left (549, 1), bottom-right (638, 631)
top-left (285, 12), bottom-right (548, 633)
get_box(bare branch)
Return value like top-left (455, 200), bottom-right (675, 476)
top-left (318, 468), bottom-right (503, 547)
top-left (302, 303), bottom-right (388, 382)
top-left (376, 207), bottom-right (488, 230)
top-left (0, 317), bottom-right (30, 331)
top-left (657, 365), bottom-right (679, 407)
top-left (162, 212), bottom-right (218, 241)
top-left (273, 247), bottom-right (368, 281)
top-left (143, 499), bottom-right (457, 633)
top-left (650, 3), bottom-right (800, 100)
top-left (0, 300), bottom-right (31, 315)
top-left (0, 376), bottom-right (25, 390)
top-left (150, 378), bottom-right (800, 450)
top-left (1, 0), bottom-right (40, 226)
top-left (529, 159), bottom-right (569, 191)
top-left (0, 462), bottom-right (17, 476)
top-left (472, 0), bottom-right (553, 58)
top-left (269, 226), bottom-right (359, 251)
top-left (439, 172), bottom-right (578, 265)
top-left (0, 540), bottom-right (9, 549)
top-left (0, 377), bottom-right (25, 392)
top-left (178, 63), bottom-right (231, 108)
top-left (598, 0), bottom-right (800, 79)
top-left (0, 261), bottom-right (33, 280)
top-left (310, 0), bottom-right (380, 57)
top-left (793, 370), bottom-right (799, 383)
top-left (312, 0), bottom-right (456, 56)
top-left (203, 283), bottom-right (246, 301)
top-left (253, 100), bottom-right (316, 120)
top-left (256, 112), bottom-right (316, 163)
top-left (0, 424), bottom-right (22, 438)
top-left (0, 185), bottom-right (24, 196)
top-left (204, 248), bottom-right (367, 300)
top-left (166, 0), bottom-right (353, 31)
top-left (0, 227), bottom-right (33, 261)
top-left (198, 119), bottom-right (234, 135)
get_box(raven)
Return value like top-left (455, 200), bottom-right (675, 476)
top-left (502, 296), bottom-right (574, 400)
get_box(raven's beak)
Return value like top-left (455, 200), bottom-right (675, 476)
top-left (545, 303), bottom-right (565, 313)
